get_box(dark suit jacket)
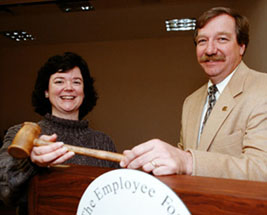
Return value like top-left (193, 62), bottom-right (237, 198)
top-left (178, 61), bottom-right (267, 181)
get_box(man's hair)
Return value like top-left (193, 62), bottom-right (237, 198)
top-left (193, 7), bottom-right (249, 51)
top-left (32, 52), bottom-right (98, 119)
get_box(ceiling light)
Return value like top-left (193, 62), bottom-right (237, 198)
top-left (57, 0), bottom-right (94, 13)
top-left (1, 30), bottom-right (35, 42)
top-left (165, 18), bottom-right (196, 31)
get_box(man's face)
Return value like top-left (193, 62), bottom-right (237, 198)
top-left (195, 14), bottom-right (245, 84)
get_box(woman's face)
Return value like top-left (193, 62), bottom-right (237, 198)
top-left (45, 66), bottom-right (84, 120)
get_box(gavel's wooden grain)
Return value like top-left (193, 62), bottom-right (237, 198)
top-left (28, 165), bottom-right (267, 215)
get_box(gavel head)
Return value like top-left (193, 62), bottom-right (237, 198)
top-left (8, 122), bottom-right (41, 159)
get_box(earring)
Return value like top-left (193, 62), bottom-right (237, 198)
top-left (45, 92), bottom-right (49, 98)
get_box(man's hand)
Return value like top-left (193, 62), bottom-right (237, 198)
top-left (120, 139), bottom-right (192, 176)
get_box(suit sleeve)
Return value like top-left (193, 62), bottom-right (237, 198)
top-left (177, 96), bottom-right (190, 151)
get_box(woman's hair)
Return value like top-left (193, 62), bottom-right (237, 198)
top-left (193, 7), bottom-right (249, 53)
top-left (32, 52), bottom-right (98, 119)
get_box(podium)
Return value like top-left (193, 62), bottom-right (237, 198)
top-left (28, 165), bottom-right (267, 215)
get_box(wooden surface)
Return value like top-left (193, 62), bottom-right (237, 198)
top-left (28, 165), bottom-right (267, 215)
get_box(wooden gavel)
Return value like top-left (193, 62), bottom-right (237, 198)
top-left (8, 122), bottom-right (124, 162)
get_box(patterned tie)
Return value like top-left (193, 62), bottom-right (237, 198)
top-left (202, 84), bottom-right (218, 132)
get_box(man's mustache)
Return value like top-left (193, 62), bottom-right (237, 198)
top-left (199, 55), bottom-right (225, 62)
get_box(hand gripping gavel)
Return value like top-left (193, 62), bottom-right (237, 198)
top-left (8, 122), bottom-right (124, 162)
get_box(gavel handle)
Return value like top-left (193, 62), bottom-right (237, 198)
top-left (34, 139), bottom-right (124, 163)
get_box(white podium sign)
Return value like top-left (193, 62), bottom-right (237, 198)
top-left (77, 169), bottom-right (191, 215)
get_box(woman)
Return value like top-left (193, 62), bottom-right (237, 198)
top-left (0, 52), bottom-right (119, 214)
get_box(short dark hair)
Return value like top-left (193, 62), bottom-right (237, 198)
top-left (194, 7), bottom-right (249, 52)
top-left (32, 52), bottom-right (98, 119)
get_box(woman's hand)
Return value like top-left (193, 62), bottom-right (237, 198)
top-left (30, 134), bottom-right (75, 167)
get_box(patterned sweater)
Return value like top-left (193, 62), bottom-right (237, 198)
top-left (0, 114), bottom-right (119, 211)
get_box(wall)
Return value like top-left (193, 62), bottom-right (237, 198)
top-left (0, 35), bottom-right (205, 151)
top-left (0, 0), bottom-right (266, 152)
top-left (236, 0), bottom-right (267, 72)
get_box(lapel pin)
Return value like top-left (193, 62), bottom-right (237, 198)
top-left (222, 106), bottom-right (228, 111)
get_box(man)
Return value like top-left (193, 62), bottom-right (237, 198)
top-left (120, 7), bottom-right (267, 181)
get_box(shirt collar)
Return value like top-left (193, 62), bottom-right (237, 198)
top-left (207, 63), bottom-right (240, 94)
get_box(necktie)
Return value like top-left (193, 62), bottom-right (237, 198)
top-left (202, 85), bottom-right (218, 132)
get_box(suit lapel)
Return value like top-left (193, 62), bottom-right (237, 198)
top-left (198, 87), bottom-right (236, 150)
top-left (186, 86), bottom-right (207, 150)
top-left (198, 61), bottom-right (249, 151)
